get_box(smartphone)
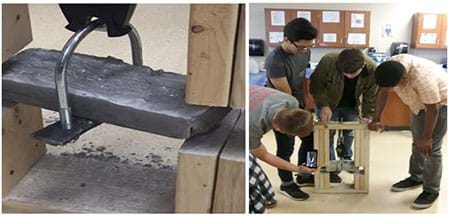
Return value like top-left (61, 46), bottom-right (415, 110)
top-left (306, 150), bottom-right (318, 168)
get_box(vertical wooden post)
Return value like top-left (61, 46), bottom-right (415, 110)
top-left (229, 4), bottom-right (245, 108)
top-left (2, 104), bottom-right (46, 198)
top-left (185, 4), bottom-right (239, 107)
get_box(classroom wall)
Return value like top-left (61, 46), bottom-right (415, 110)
top-left (249, 2), bottom-right (448, 65)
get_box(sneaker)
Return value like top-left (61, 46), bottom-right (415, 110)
top-left (391, 177), bottom-right (423, 192)
top-left (296, 175), bottom-right (314, 187)
top-left (264, 199), bottom-right (277, 209)
top-left (280, 183), bottom-right (310, 201)
top-left (411, 191), bottom-right (439, 209)
top-left (330, 173), bottom-right (342, 183)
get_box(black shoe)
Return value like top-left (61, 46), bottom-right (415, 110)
top-left (296, 175), bottom-right (314, 187)
top-left (391, 177), bottom-right (423, 192)
top-left (264, 199), bottom-right (277, 209)
top-left (412, 191), bottom-right (439, 209)
top-left (280, 183), bottom-right (310, 201)
top-left (330, 173), bottom-right (342, 183)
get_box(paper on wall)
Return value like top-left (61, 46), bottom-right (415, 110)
top-left (322, 11), bottom-right (340, 23)
top-left (323, 33), bottom-right (337, 43)
top-left (269, 32), bottom-right (284, 43)
top-left (382, 24), bottom-right (393, 37)
top-left (423, 14), bottom-right (437, 29)
top-left (271, 11), bottom-right (285, 26)
top-left (297, 11), bottom-right (311, 22)
top-left (419, 33), bottom-right (437, 44)
top-left (351, 13), bottom-right (364, 28)
top-left (347, 33), bottom-right (366, 45)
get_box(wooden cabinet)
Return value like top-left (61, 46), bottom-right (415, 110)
top-left (264, 8), bottom-right (371, 48)
top-left (380, 89), bottom-right (411, 129)
top-left (411, 13), bottom-right (447, 49)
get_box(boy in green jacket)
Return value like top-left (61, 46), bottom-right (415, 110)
top-left (303, 49), bottom-right (377, 184)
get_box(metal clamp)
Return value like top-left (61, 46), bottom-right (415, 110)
top-left (320, 159), bottom-right (365, 175)
top-left (55, 19), bottom-right (143, 130)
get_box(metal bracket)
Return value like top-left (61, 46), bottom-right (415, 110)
top-left (320, 159), bottom-right (365, 175)
top-left (55, 19), bottom-right (143, 130)
top-left (32, 19), bottom-right (143, 146)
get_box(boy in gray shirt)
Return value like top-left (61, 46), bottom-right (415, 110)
top-left (250, 85), bottom-right (315, 202)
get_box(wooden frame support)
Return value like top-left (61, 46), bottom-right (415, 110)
top-left (313, 122), bottom-right (370, 193)
top-left (175, 110), bottom-right (242, 213)
top-left (185, 4), bottom-right (243, 107)
top-left (2, 104), bottom-right (46, 198)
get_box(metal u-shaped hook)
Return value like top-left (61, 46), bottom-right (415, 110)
top-left (55, 20), bottom-right (143, 130)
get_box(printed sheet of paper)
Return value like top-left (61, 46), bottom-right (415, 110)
top-left (269, 32), bottom-right (284, 43)
top-left (423, 14), bottom-right (437, 29)
top-left (419, 33), bottom-right (437, 44)
top-left (297, 11), bottom-right (311, 22)
top-left (271, 11), bottom-right (285, 26)
top-left (323, 33), bottom-right (337, 43)
top-left (347, 33), bottom-right (366, 45)
top-left (351, 13), bottom-right (364, 28)
top-left (322, 11), bottom-right (340, 23)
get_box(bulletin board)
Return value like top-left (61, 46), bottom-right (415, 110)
top-left (264, 8), bottom-right (371, 48)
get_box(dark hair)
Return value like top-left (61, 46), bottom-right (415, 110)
top-left (375, 60), bottom-right (406, 87)
top-left (337, 49), bottom-right (366, 74)
top-left (284, 18), bottom-right (317, 42)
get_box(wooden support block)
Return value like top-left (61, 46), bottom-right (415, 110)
top-left (229, 4), bottom-right (245, 108)
top-left (2, 4), bottom-right (32, 62)
top-left (314, 122), bottom-right (369, 193)
top-left (2, 103), bottom-right (46, 198)
top-left (212, 111), bottom-right (244, 213)
top-left (175, 110), bottom-right (241, 213)
top-left (185, 4), bottom-right (239, 107)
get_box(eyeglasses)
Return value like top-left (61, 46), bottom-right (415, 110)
top-left (290, 40), bottom-right (315, 51)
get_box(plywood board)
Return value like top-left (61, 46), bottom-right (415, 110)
top-left (3, 154), bottom-right (175, 213)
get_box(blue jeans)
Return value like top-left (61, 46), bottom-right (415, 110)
top-left (315, 106), bottom-right (358, 160)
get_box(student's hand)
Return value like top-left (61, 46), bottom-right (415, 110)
top-left (297, 165), bottom-right (316, 174)
top-left (359, 117), bottom-right (373, 125)
top-left (415, 138), bottom-right (433, 156)
top-left (367, 121), bottom-right (384, 132)
top-left (320, 106), bottom-right (332, 122)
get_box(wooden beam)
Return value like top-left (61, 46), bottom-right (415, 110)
top-left (229, 4), bottom-right (245, 108)
top-left (2, 104), bottom-right (46, 198)
top-left (212, 110), bottom-right (244, 213)
top-left (175, 110), bottom-right (241, 213)
top-left (2, 4), bottom-right (32, 62)
top-left (185, 4), bottom-right (239, 107)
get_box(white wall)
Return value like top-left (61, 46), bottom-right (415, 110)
top-left (250, 3), bottom-right (448, 64)
top-left (26, 4), bottom-right (190, 74)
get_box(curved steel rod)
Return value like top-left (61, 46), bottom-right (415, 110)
top-left (55, 19), bottom-right (103, 130)
top-left (55, 20), bottom-right (143, 130)
top-left (127, 24), bottom-right (143, 66)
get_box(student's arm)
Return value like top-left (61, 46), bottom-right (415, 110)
top-left (361, 63), bottom-right (379, 120)
top-left (251, 143), bottom-right (314, 174)
top-left (310, 56), bottom-right (333, 121)
top-left (367, 87), bottom-right (389, 131)
top-left (416, 103), bottom-right (439, 155)
top-left (269, 77), bottom-right (292, 95)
